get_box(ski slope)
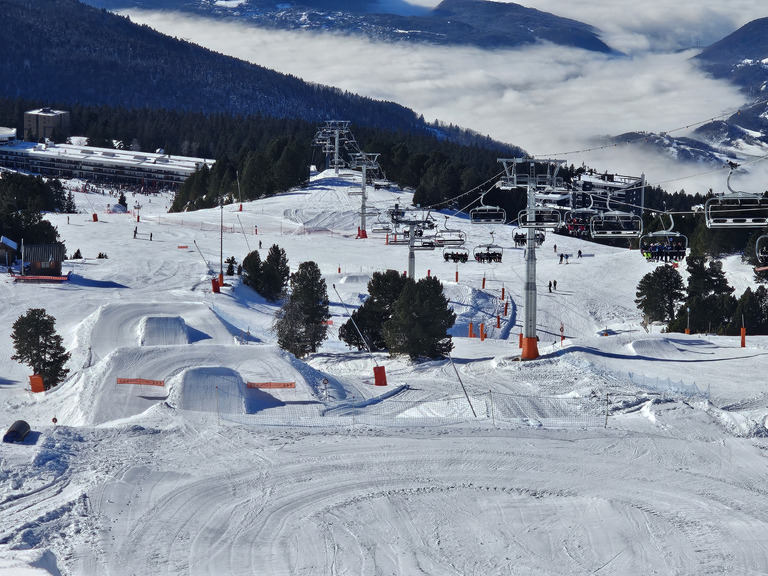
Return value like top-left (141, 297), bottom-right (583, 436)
top-left (2, 170), bottom-right (768, 575)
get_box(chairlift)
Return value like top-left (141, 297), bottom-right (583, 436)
top-left (589, 193), bottom-right (642, 238)
top-left (443, 246), bottom-right (469, 263)
top-left (756, 235), bottom-right (768, 264)
top-left (470, 192), bottom-right (506, 224)
top-left (640, 213), bottom-right (688, 262)
top-left (517, 207), bottom-right (562, 229)
top-left (371, 211), bottom-right (392, 234)
top-left (473, 232), bottom-right (503, 263)
top-left (705, 167), bottom-right (768, 228)
top-left (434, 216), bottom-right (467, 247)
top-left (565, 194), bottom-right (597, 233)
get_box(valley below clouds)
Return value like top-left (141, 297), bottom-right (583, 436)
top-left (123, 0), bottom-right (768, 192)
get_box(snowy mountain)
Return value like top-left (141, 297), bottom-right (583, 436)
top-left (2, 169), bottom-right (768, 574)
top-left (81, 0), bottom-right (615, 52)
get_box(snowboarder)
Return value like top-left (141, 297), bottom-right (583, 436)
top-left (559, 253), bottom-right (564, 264)
top-left (548, 281), bottom-right (552, 293)
top-left (578, 249), bottom-right (582, 258)
top-left (553, 244), bottom-right (557, 253)
top-left (564, 253), bottom-right (569, 264)
top-left (553, 280), bottom-right (557, 291)
top-left (150, 232), bottom-right (153, 241)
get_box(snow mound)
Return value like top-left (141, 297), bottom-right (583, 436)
top-left (339, 274), bottom-right (371, 284)
top-left (140, 315), bottom-right (190, 346)
top-left (628, 337), bottom-right (717, 360)
top-left (171, 367), bottom-right (245, 414)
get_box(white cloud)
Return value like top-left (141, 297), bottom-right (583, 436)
top-left (121, 4), bottom-right (768, 193)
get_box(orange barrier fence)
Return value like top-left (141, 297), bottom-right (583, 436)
top-left (247, 382), bottom-right (296, 389)
top-left (117, 378), bottom-right (165, 387)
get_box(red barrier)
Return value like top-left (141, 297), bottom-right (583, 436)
top-left (92, 213), bottom-right (98, 222)
top-left (117, 378), bottom-right (165, 387)
top-left (373, 366), bottom-right (388, 386)
top-left (29, 375), bottom-right (45, 393)
top-left (247, 382), bottom-right (296, 389)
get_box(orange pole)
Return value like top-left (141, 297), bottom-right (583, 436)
top-left (455, 269), bottom-right (459, 282)
top-left (501, 287), bottom-right (505, 300)
top-left (741, 326), bottom-right (746, 348)
top-left (386, 233), bottom-right (389, 245)
top-left (480, 324), bottom-right (485, 341)
top-left (685, 328), bottom-right (690, 335)
top-left (469, 322), bottom-right (474, 338)
top-left (496, 315), bottom-right (501, 329)
top-left (427, 269), bottom-right (431, 277)
top-left (518, 332), bottom-right (523, 348)
top-left (482, 275), bottom-right (486, 289)
top-left (504, 301), bottom-right (509, 316)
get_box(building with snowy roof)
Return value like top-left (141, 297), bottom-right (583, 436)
top-left (0, 138), bottom-right (215, 188)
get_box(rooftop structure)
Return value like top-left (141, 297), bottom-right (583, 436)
top-left (0, 127), bottom-right (16, 144)
top-left (24, 107), bottom-right (70, 140)
top-left (0, 140), bottom-right (215, 188)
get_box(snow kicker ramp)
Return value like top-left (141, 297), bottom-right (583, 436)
top-left (75, 345), bottom-right (314, 425)
top-left (140, 316), bottom-right (189, 346)
top-left (85, 303), bottom-right (235, 363)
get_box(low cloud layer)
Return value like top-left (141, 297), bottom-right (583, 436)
top-left (122, 2), bottom-right (768, 193)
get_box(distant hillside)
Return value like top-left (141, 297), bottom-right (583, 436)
top-left (82, 0), bottom-right (615, 53)
top-left (694, 17), bottom-right (768, 94)
top-left (0, 0), bottom-right (498, 145)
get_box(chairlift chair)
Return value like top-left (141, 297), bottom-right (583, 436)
top-left (434, 216), bottom-right (467, 246)
top-left (590, 211), bottom-right (643, 238)
top-left (756, 235), bottom-right (768, 264)
top-left (704, 193), bottom-right (768, 228)
top-left (640, 214), bottom-right (688, 262)
top-left (588, 193), bottom-right (642, 238)
top-left (473, 232), bottom-right (503, 263)
top-left (443, 246), bottom-right (469, 263)
top-left (705, 166), bottom-right (768, 228)
top-left (517, 207), bottom-right (562, 229)
top-left (470, 192), bottom-right (506, 224)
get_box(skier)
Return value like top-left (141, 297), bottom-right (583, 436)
top-left (565, 253), bottom-right (569, 264)
top-left (553, 244), bottom-right (557, 253)
top-left (150, 232), bottom-right (153, 241)
top-left (559, 253), bottom-right (564, 264)
top-left (553, 279), bottom-right (557, 291)
top-left (548, 280), bottom-right (552, 293)
top-left (578, 249), bottom-right (582, 258)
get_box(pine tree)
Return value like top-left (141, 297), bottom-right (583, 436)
top-left (260, 244), bottom-right (290, 302)
top-left (274, 261), bottom-right (330, 357)
top-left (339, 269), bottom-right (409, 351)
top-left (242, 249), bottom-right (262, 292)
top-left (634, 265), bottom-right (685, 322)
top-left (383, 276), bottom-right (455, 359)
top-left (11, 308), bottom-right (70, 389)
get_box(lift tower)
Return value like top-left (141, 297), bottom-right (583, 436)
top-left (349, 152), bottom-right (380, 239)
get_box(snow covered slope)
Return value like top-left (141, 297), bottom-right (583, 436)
top-left (2, 170), bottom-right (768, 575)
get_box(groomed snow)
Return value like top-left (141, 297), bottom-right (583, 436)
top-left (2, 169), bottom-right (768, 575)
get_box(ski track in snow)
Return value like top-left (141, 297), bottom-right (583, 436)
top-left (2, 171), bottom-right (768, 574)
